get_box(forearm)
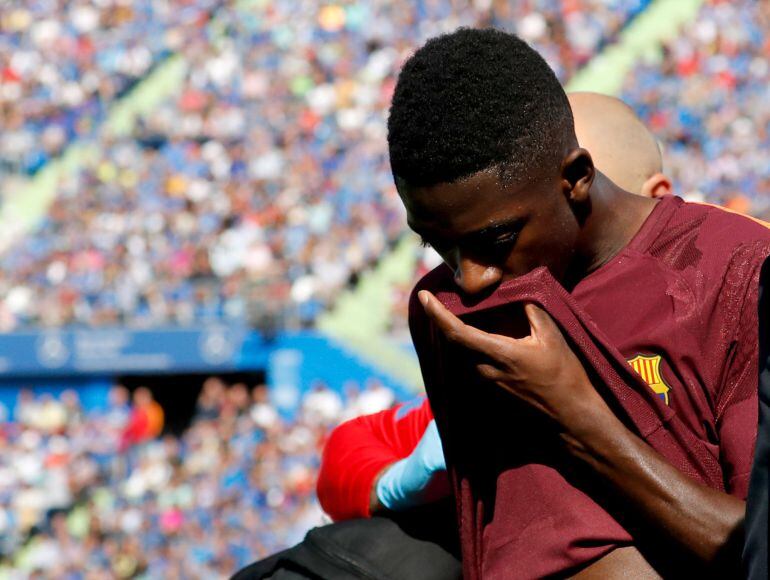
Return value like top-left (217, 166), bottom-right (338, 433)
top-left (370, 425), bottom-right (451, 514)
top-left (317, 421), bottom-right (403, 520)
top-left (560, 398), bottom-right (745, 570)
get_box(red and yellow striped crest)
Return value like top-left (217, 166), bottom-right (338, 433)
top-left (627, 354), bottom-right (671, 405)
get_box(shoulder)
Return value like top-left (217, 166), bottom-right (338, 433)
top-left (649, 197), bottom-right (770, 257)
top-left (644, 198), bottom-right (770, 286)
top-left (688, 199), bottom-right (769, 245)
top-left (671, 203), bottom-right (770, 374)
top-left (691, 202), bottom-right (770, 307)
top-left (689, 200), bottom-right (770, 246)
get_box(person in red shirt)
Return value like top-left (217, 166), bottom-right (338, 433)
top-left (120, 387), bottom-right (165, 450)
top-left (318, 396), bottom-right (439, 520)
top-left (318, 91), bottom-right (673, 522)
top-left (385, 28), bottom-right (767, 578)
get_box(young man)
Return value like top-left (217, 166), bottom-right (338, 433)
top-left (386, 29), bottom-right (768, 578)
top-left (317, 91), bottom-right (674, 522)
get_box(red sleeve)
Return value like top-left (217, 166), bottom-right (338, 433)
top-left (316, 397), bottom-right (434, 521)
top-left (716, 244), bottom-right (770, 498)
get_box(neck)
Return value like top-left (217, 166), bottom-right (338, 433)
top-left (565, 174), bottom-right (657, 288)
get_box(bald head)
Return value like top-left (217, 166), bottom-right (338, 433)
top-left (568, 92), bottom-right (669, 198)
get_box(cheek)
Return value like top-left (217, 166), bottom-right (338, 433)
top-left (509, 213), bottom-right (579, 277)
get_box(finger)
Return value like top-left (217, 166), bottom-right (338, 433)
top-left (419, 290), bottom-right (502, 355)
top-left (475, 363), bottom-right (506, 382)
top-left (523, 302), bottom-right (559, 340)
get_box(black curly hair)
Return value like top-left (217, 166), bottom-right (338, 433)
top-left (388, 28), bottom-right (575, 189)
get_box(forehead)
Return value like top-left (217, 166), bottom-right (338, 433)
top-left (399, 170), bottom-right (541, 236)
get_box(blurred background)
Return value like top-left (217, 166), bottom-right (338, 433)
top-left (0, 0), bottom-right (767, 577)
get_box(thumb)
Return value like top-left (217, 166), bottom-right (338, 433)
top-left (523, 302), bottom-right (557, 341)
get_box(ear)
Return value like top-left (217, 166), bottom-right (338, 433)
top-left (560, 148), bottom-right (595, 204)
top-left (640, 173), bottom-right (672, 199)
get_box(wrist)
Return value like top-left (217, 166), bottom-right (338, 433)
top-left (549, 372), bottom-right (610, 428)
top-left (369, 464), bottom-right (393, 515)
top-left (551, 374), bottom-right (622, 441)
top-left (559, 399), bottom-right (629, 460)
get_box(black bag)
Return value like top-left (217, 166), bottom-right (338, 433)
top-left (232, 502), bottom-right (462, 580)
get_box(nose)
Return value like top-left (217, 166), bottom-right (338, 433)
top-left (453, 255), bottom-right (503, 295)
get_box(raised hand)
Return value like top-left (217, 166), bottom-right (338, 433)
top-left (418, 290), bottom-right (605, 426)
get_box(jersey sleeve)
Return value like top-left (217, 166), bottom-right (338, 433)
top-left (715, 243), bottom-right (770, 498)
top-left (316, 397), bottom-right (434, 520)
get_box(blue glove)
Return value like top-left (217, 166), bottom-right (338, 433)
top-left (375, 419), bottom-right (449, 511)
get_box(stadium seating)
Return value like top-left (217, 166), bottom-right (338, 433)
top-left (622, 0), bottom-right (770, 216)
top-left (0, 0), bottom-right (651, 332)
top-left (0, 379), bottom-right (396, 576)
top-left (0, 0), bottom-right (219, 177)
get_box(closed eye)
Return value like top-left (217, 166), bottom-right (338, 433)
top-left (490, 231), bottom-right (519, 248)
top-left (469, 229), bottom-right (522, 256)
top-left (418, 219), bottom-right (524, 255)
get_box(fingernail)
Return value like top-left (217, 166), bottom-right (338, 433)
top-left (418, 291), bottom-right (429, 307)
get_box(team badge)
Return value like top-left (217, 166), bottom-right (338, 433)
top-left (627, 354), bottom-right (671, 405)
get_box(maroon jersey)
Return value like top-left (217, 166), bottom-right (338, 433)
top-left (408, 196), bottom-right (770, 579)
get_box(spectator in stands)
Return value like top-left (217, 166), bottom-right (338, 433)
top-left (196, 376), bottom-right (227, 421)
top-left (0, 377), bottom-right (397, 576)
top-left (622, 0), bottom-right (770, 215)
top-left (0, 0), bottom-right (654, 332)
top-left (0, 0), bottom-right (219, 177)
top-left (120, 387), bottom-right (164, 450)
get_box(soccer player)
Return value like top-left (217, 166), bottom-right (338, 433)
top-left (386, 28), bottom-right (769, 578)
top-left (317, 91), bottom-right (673, 521)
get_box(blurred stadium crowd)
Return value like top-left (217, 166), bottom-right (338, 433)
top-left (1, 0), bottom-right (769, 577)
top-left (0, 378), bottom-right (394, 578)
top-left (0, 0), bottom-right (221, 178)
top-left (0, 0), bottom-right (649, 332)
top-left (622, 0), bottom-right (770, 213)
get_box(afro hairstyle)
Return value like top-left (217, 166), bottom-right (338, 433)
top-left (387, 28), bottom-right (575, 189)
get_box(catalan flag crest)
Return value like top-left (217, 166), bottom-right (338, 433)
top-left (627, 354), bottom-right (671, 406)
